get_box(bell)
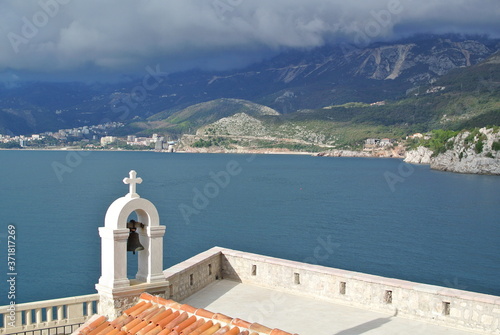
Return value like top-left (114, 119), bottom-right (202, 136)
top-left (127, 229), bottom-right (144, 254)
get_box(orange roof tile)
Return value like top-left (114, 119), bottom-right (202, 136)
top-left (104, 329), bottom-right (121, 335)
top-left (157, 311), bottom-right (180, 328)
top-left (129, 320), bottom-right (150, 334)
top-left (87, 321), bottom-right (112, 335)
top-left (199, 323), bottom-right (220, 335)
top-left (270, 330), bottom-right (296, 335)
top-left (180, 304), bottom-right (198, 314)
top-left (154, 329), bottom-right (171, 335)
top-left (186, 320), bottom-right (213, 335)
top-left (78, 315), bottom-right (108, 335)
top-left (138, 322), bottom-right (159, 335)
top-left (149, 309), bottom-right (172, 324)
top-left (138, 306), bottom-right (161, 321)
top-left (95, 325), bottom-right (115, 335)
top-left (122, 318), bottom-right (143, 332)
top-left (75, 293), bottom-right (295, 335)
top-left (112, 315), bottom-right (135, 328)
top-left (211, 325), bottom-right (229, 334)
top-left (194, 309), bottom-right (215, 319)
top-left (144, 325), bottom-right (163, 335)
top-left (173, 315), bottom-right (197, 333)
top-left (249, 323), bottom-right (272, 334)
top-left (212, 313), bottom-right (232, 324)
top-left (180, 319), bottom-right (205, 335)
top-left (230, 319), bottom-right (251, 329)
top-left (124, 301), bottom-right (146, 316)
top-left (163, 312), bottom-right (188, 330)
top-left (130, 303), bottom-right (154, 317)
top-left (224, 327), bottom-right (240, 335)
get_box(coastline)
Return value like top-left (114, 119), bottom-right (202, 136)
top-left (0, 146), bottom-right (404, 159)
top-left (3, 146), bottom-right (500, 176)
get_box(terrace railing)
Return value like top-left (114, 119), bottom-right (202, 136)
top-left (0, 294), bottom-right (99, 335)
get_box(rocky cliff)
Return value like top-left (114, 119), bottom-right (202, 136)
top-left (404, 146), bottom-right (433, 164)
top-left (405, 128), bottom-right (500, 175)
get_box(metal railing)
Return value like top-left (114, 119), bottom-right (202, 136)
top-left (0, 294), bottom-right (99, 335)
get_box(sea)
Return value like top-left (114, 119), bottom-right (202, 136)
top-left (0, 150), bottom-right (499, 305)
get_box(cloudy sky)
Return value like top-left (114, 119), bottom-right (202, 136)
top-left (0, 0), bottom-right (499, 81)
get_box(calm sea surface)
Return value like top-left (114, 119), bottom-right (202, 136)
top-left (0, 150), bottom-right (499, 304)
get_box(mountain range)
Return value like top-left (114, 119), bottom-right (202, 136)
top-left (0, 34), bottom-right (499, 139)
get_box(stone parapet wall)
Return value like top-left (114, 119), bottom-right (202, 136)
top-left (220, 248), bottom-right (500, 334)
top-left (163, 248), bottom-right (223, 301)
top-left (158, 247), bottom-right (500, 334)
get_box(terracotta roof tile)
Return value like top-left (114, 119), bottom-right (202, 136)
top-left (157, 311), bottom-right (180, 327)
top-left (186, 320), bottom-right (213, 335)
top-left (269, 330), bottom-right (296, 335)
top-left (154, 329), bottom-right (171, 335)
top-left (224, 327), bottom-right (240, 335)
top-left (87, 321), bottom-right (112, 335)
top-left (149, 308), bottom-right (172, 324)
top-left (180, 304), bottom-right (198, 314)
top-left (138, 306), bottom-right (162, 321)
top-left (230, 319), bottom-right (251, 329)
top-left (139, 293), bottom-right (171, 306)
top-left (122, 318), bottom-right (143, 332)
top-left (103, 329), bottom-right (121, 335)
top-left (144, 325), bottom-right (164, 335)
top-left (199, 323), bottom-right (220, 335)
top-left (166, 301), bottom-right (183, 310)
top-left (137, 322), bottom-right (159, 335)
top-left (129, 320), bottom-right (150, 334)
top-left (75, 293), bottom-right (295, 335)
top-left (78, 315), bottom-right (108, 335)
top-left (212, 326), bottom-right (230, 334)
top-left (212, 313), bottom-right (232, 324)
top-left (112, 315), bottom-right (135, 328)
top-left (124, 301), bottom-right (147, 316)
top-left (163, 312), bottom-right (188, 330)
top-left (249, 323), bottom-right (273, 334)
top-left (173, 315), bottom-right (197, 333)
top-left (194, 309), bottom-right (215, 319)
top-left (180, 319), bottom-right (205, 335)
top-left (96, 325), bottom-right (116, 335)
top-left (130, 303), bottom-right (154, 317)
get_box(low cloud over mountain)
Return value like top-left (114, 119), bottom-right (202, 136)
top-left (0, 0), bottom-right (499, 81)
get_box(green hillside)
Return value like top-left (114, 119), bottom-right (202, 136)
top-left (116, 98), bottom-right (280, 136)
top-left (115, 53), bottom-right (500, 149)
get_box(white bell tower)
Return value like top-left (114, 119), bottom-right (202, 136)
top-left (96, 170), bottom-right (168, 318)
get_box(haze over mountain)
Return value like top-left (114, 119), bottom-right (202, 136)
top-left (0, 1), bottom-right (499, 136)
top-left (1, 0), bottom-right (499, 81)
top-left (0, 35), bottom-right (499, 136)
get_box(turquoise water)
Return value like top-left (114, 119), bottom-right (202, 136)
top-left (0, 150), bottom-right (499, 304)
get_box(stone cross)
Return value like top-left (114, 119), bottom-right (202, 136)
top-left (123, 170), bottom-right (142, 198)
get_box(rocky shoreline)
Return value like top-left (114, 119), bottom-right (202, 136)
top-left (404, 127), bottom-right (500, 175)
top-left (314, 146), bottom-right (405, 159)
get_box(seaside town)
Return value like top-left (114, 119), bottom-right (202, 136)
top-left (0, 122), bottom-right (177, 152)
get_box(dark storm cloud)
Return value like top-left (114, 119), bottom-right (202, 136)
top-left (0, 0), bottom-right (498, 79)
